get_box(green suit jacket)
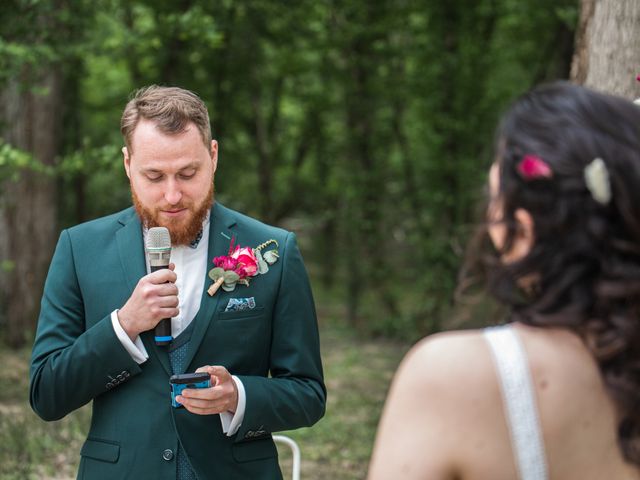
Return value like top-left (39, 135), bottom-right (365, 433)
top-left (30, 202), bottom-right (326, 479)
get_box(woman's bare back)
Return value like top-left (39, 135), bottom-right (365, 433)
top-left (368, 323), bottom-right (640, 480)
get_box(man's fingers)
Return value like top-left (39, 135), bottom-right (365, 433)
top-left (181, 385), bottom-right (226, 401)
top-left (184, 366), bottom-right (237, 415)
top-left (181, 403), bottom-right (225, 415)
top-left (177, 395), bottom-right (228, 414)
top-left (148, 268), bottom-right (177, 284)
top-left (202, 365), bottom-right (231, 386)
top-left (156, 283), bottom-right (179, 296)
top-left (208, 366), bottom-right (231, 379)
top-left (195, 365), bottom-right (213, 374)
top-left (178, 392), bottom-right (224, 407)
top-left (195, 365), bottom-right (232, 386)
top-left (156, 294), bottom-right (179, 308)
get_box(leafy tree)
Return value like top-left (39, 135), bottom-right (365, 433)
top-left (0, 0), bottom-right (583, 346)
top-left (0, 0), bottom-right (95, 347)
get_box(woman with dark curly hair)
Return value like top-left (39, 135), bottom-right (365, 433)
top-left (368, 82), bottom-right (640, 480)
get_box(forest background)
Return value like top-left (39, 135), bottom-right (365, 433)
top-left (0, 0), bottom-right (582, 344)
top-left (1, 0), bottom-right (639, 478)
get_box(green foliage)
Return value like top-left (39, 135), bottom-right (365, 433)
top-left (0, 140), bottom-right (54, 181)
top-left (57, 144), bottom-right (122, 178)
top-left (0, 0), bottom-right (581, 339)
top-left (0, 343), bottom-right (88, 478)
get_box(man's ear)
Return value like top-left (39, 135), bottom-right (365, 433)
top-left (123, 146), bottom-right (131, 179)
top-left (210, 140), bottom-right (218, 174)
top-left (509, 208), bottom-right (535, 261)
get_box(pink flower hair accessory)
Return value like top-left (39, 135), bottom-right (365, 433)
top-left (517, 154), bottom-right (553, 180)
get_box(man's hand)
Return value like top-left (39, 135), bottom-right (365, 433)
top-left (117, 263), bottom-right (179, 341)
top-left (177, 365), bottom-right (239, 415)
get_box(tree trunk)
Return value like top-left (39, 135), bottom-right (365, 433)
top-left (0, 68), bottom-right (62, 348)
top-left (571, 0), bottom-right (640, 98)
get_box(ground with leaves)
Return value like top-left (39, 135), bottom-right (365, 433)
top-left (0, 321), bottom-right (409, 480)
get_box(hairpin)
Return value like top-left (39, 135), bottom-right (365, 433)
top-left (584, 157), bottom-right (611, 205)
top-left (517, 154), bottom-right (553, 180)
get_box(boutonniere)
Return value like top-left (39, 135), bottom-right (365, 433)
top-left (207, 237), bottom-right (279, 296)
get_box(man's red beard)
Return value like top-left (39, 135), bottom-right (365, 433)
top-left (131, 182), bottom-right (214, 246)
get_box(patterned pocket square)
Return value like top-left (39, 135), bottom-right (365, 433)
top-left (224, 297), bottom-right (256, 312)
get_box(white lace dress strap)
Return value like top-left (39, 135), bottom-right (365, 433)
top-left (483, 324), bottom-right (549, 480)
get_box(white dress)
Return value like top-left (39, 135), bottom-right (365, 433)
top-left (484, 324), bottom-right (549, 480)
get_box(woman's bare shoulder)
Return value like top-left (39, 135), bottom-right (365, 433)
top-left (511, 322), bottom-right (602, 389)
top-left (370, 327), bottom-right (514, 479)
top-left (396, 328), bottom-right (500, 405)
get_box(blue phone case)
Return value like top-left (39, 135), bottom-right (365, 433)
top-left (170, 373), bottom-right (211, 408)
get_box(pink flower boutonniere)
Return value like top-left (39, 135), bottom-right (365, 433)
top-left (207, 237), bottom-right (279, 296)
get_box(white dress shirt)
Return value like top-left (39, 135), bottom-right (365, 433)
top-left (110, 216), bottom-right (246, 435)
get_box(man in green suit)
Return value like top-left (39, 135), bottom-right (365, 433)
top-left (30, 86), bottom-right (326, 479)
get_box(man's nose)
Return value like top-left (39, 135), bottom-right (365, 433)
top-left (164, 179), bottom-right (182, 205)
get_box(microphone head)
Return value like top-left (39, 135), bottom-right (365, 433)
top-left (146, 227), bottom-right (171, 267)
top-left (147, 227), bottom-right (171, 251)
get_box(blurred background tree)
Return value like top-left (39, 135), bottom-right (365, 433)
top-left (0, 0), bottom-right (591, 348)
top-left (571, 0), bottom-right (640, 96)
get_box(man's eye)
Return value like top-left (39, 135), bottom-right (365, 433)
top-left (179, 171), bottom-right (196, 180)
top-left (147, 175), bottom-right (162, 182)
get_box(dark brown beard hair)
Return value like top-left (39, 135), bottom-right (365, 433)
top-left (131, 181), bottom-right (214, 246)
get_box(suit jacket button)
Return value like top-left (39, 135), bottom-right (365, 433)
top-left (162, 449), bottom-right (174, 461)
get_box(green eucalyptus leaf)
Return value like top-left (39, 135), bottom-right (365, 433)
top-left (263, 250), bottom-right (279, 265)
top-left (208, 267), bottom-right (225, 280)
top-left (223, 271), bottom-right (240, 283)
top-left (255, 249), bottom-right (269, 274)
top-left (258, 260), bottom-right (269, 274)
top-left (221, 283), bottom-right (237, 292)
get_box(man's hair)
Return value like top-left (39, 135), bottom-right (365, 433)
top-left (121, 85), bottom-right (212, 152)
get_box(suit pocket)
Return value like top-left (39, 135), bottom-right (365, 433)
top-left (80, 438), bottom-right (120, 463)
top-left (217, 306), bottom-right (265, 321)
top-left (232, 437), bottom-right (277, 463)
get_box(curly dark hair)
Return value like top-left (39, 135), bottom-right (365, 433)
top-left (489, 81), bottom-right (640, 464)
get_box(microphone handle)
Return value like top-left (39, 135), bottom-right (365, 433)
top-left (150, 264), bottom-right (173, 346)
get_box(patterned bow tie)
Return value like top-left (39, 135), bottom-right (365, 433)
top-left (189, 229), bottom-right (203, 249)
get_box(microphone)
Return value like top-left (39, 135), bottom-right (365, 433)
top-left (146, 227), bottom-right (173, 346)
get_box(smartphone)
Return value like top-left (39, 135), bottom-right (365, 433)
top-left (170, 372), bottom-right (211, 408)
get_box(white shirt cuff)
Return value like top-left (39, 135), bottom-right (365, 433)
top-left (220, 375), bottom-right (246, 436)
top-left (110, 310), bottom-right (149, 364)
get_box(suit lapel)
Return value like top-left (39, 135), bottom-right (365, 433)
top-left (115, 209), bottom-right (172, 376)
top-left (181, 203), bottom-right (237, 372)
top-left (115, 210), bottom-right (145, 292)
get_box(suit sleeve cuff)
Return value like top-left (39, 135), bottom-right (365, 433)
top-left (220, 375), bottom-right (246, 436)
top-left (110, 310), bottom-right (149, 364)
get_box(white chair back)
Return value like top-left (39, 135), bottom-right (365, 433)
top-left (273, 435), bottom-right (301, 480)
